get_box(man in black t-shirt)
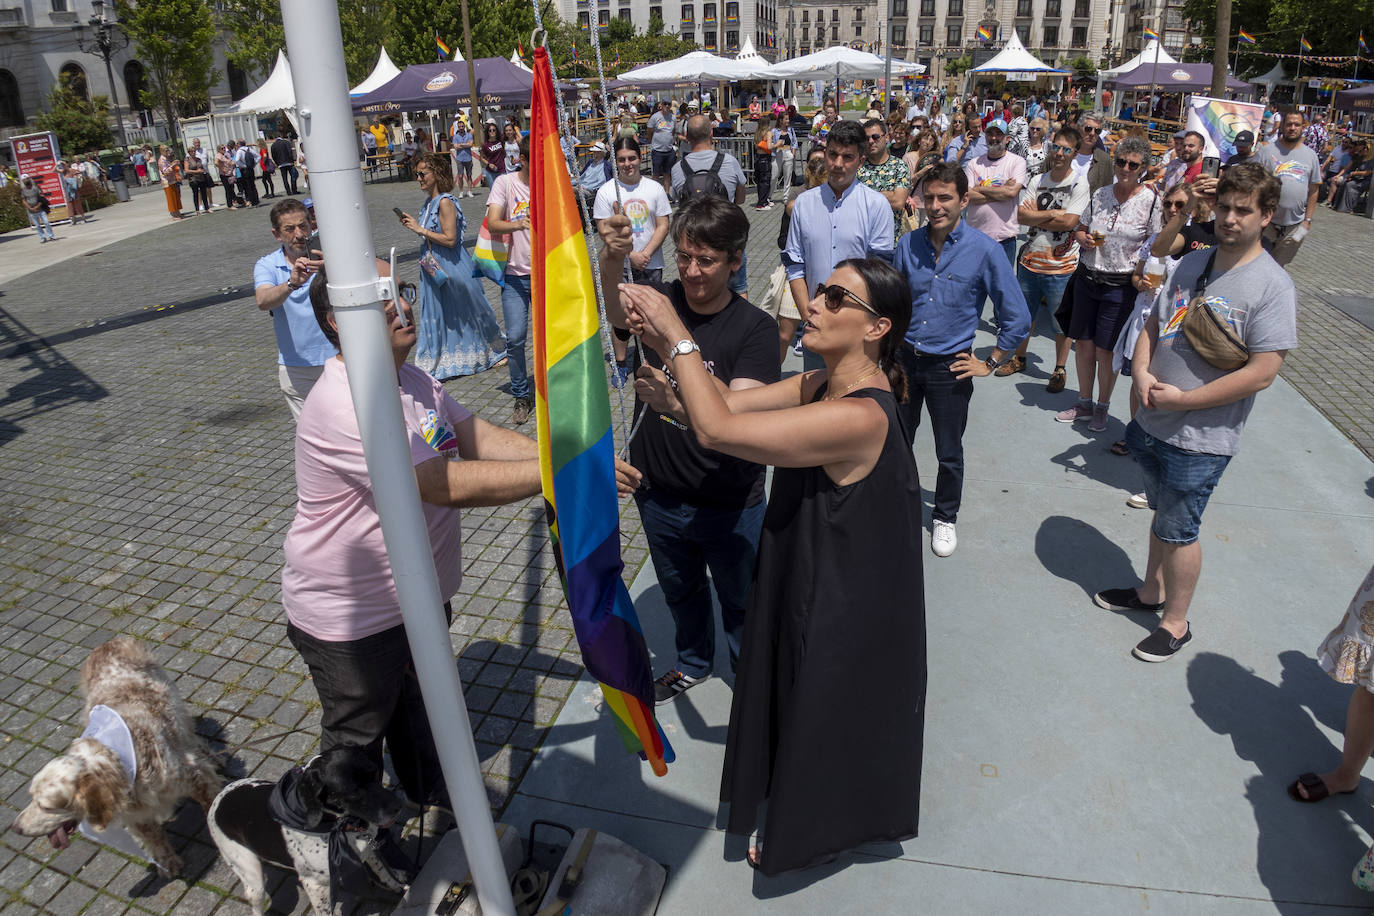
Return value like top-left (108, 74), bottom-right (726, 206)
top-left (599, 197), bottom-right (779, 704)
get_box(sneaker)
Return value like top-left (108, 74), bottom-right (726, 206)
top-left (754, 203), bottom-right (771, 211)
top-left (931, 520), bottom-right (957, 557)
top-left (654, 670), bottom-right (708, 705)
top-left (1126, 492), bottom-right (1150, 509)
top-left (1132, 624), bottom-right (1192, 662)
top-left (511, 396), bottom-right (533, 425)
top-left (1046, 368), bottom-right (1067, 394)
top-left (1055, 401), bottom-right (1092, 423)
top-left (1088, 403), bottom-right (1110, 432)
top-left (1093, 587), bottom-right (1164, 613)
top-left (993, 355), bottom-right (1025, 377)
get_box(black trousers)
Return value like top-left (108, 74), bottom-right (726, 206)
top-left (219, 175), bottom-right (240, 205)
top-left (238, 168), bottom-right (260, 206)
top-left (895, 347), bottom-right (973, 524)
top-left (190, 177), bottom-right (212, 212)
top-left (286, 605), bottom-right (452, 806)
top-left (278, 163), bottom-right (300, 194)
top-left (755, 153), bottom-right (772, 206)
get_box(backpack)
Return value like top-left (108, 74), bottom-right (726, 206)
top-left (680, 152), bottom-right (729, 205)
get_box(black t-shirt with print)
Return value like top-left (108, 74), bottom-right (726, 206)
top-left (1173, 220), bottom-right (1217, 259)
top-left (628, 279), bottom-right (780, 508)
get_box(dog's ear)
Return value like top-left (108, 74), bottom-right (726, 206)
top-left (297, 765), bottom-right (327, 830)
top-left (75, 769), bottom-right (120, 829)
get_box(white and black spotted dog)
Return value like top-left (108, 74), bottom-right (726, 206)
top-left (208, 745), bottom-right (414, 916)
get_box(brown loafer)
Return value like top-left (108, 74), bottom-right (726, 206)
top-left (994, 355), bottom-right (1025, 377)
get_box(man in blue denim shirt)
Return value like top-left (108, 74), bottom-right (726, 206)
top-left (893, 161), bottom-right (1030, 557)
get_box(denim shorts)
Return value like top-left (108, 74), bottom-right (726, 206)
top-left (1016, 264), bottom-right (1072, 334)
top-left (1126, 420), bottom-right (1231, 545)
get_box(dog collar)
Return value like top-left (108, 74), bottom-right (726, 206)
top-left (80, 705), bottom-right (137, 786)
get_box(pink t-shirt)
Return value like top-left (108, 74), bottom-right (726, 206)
top-left (282, 358), bottom-right (472, 642)
top-left (488, 171), bottom-right (532, 276)
top-left (963, 151), bottom-right (1028, 242)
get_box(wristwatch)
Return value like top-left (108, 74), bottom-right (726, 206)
top-left (667, 339), bottom-right (700, 362)
top-left (984, 354), bottom-right (1001, 372)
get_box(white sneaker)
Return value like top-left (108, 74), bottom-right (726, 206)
top-left (931, 520), bottom-right (957, 557)
top-left (1126, 492), bottom-right (1150, 509)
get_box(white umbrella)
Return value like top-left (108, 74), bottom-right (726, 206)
top-left (763, 45), bottom-right (924, 81)
top-left (618, 49), bottom-right (768, 82)
top-left (349, 47), bottom-right (401, 97)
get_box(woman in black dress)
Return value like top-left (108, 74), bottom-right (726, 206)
top-left (621, 258), bottom-right (926, 875)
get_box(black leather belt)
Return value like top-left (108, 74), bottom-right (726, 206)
top-left (904, 343), bottom-right (960, 359)
top-left (1079, 266), bottom-right (1135, 287)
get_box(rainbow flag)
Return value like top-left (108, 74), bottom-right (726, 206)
top-left (1143, 27), bottom-right (1161, 42)
top-left (1300, 35), bottom-right (1312, 52)
top-left (976, 25), bottom-right (993, 41)
top-left (572, 43), bottom-right (579, 61)
top-left (435, 34), bottom-right (451, 59)
top-left (472, 217), bottom-right (507, 286)
top-left (1361, 33), bottom-right (1370, 53)
top-left (528, 44), bottom-right (674, 778)
top-left (1237, 29), bottom-right (1256, 44)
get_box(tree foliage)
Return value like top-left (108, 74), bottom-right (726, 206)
top-left (944, 54), bottom-right (973, 77)
top-left (339, 0), bottom-right (397, 85)
top-left (218, 0), bottom-right (393, 86)
top-left (34, 74), bottom-right (113, 154)
top-left (114, 0), bottom-right (219, 131)
top-left (1182, 0), bottom-right (1374, 61)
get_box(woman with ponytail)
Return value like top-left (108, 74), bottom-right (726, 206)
top-left (621, 257), bottom-right (925, 876)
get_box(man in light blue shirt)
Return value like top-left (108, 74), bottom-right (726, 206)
top-left (252, 198), bottom-right (337, 419)
top-left (944, 119), bottom-right (986, 166)
top-left (783, 119), bottom-right (895, 367)
top-left (892, 161), bottom-right (1029, 558)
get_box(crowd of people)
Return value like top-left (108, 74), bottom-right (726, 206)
top-left (231, 87), bottom-right (1369, 886)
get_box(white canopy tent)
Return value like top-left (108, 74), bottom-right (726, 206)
top-left (736, 35), bottom-right (767, 66)
top-left (224, 49), bottom-right (301, 132)
top-left (968, 33), bottom-right (1070, 75)
top-left (618, 49), bottom-right (767, 81)
top-left (763, 45), bottom-right (925, 82)
top-left (227, 50), bottom-right (296, 114)
top-left (1251, 61), bottom-right (1290, 91)
top-left (1097, 40), bottom-right (1179, 112)
top-left (510, 48), bottom-right (532, 73)
top-left (349, 47), bottom-right (402, 97)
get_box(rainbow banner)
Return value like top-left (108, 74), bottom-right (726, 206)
top-left (1185, 95), bottom-right (1265, 161)
top-left (1361, 33), bottom-right (1370, 53)
top-left (528, 44), bottom-right (673, 777)
top-left (976, 25), bottom-right (993, 41)
top-left (435, 34), bottom-right (451, 60)
top-left (472, 217), bottom-right (507, 286)
top-left (1300, 35), bottom-right (1313, 52)
top-left (1238, 29), bottom-right (1256, 45)
top-left (1143, 27), bottom-right (1161, 42)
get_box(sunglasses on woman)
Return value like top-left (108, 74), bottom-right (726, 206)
top-left (814, 283), bottom-right (879, 317)
top-left (1114, 158), bottom-right (1143, 170)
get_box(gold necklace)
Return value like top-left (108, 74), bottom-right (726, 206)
top-left (826, 367), bottom-right (883, 400)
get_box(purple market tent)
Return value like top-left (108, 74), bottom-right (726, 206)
top-left (352, 57), bottom-right (573, 114)
top-left (1334, 84), bottom-right (1374, 112)
top-left (1108, 62), bottom-right (1252, 94)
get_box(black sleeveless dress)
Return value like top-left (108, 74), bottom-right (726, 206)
top-left (720, 387), bottom-right (927, 875)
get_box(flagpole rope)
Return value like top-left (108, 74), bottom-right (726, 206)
top-left (530, 20), bottom-right (651, 461)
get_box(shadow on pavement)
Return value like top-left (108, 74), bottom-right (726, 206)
top-left (0, 304), bottom-right (107, 446)
top-left (1034, 515), bottom-right (1149, 631)
top-left (1187, 651), bottom-right (1373, 913)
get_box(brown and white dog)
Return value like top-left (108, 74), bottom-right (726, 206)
top-left (9, 638), bottom-right (221, 877)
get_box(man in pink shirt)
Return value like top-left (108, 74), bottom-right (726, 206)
top-left (963, 121), bottom-right (1027, 265)
top-left (284, 263), bottom-right (640, 810)
top-left (486, 136), bottom-right (535, 424)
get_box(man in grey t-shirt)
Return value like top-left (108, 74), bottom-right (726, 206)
top-left (670, 115), bottom-right (750, 295)
top-left (647, 100), bottom-right (677, 194)
top-left (1254, 107), bottom-right (1321, 267)
top-left (1093, 164), bottom-right (1297, 664)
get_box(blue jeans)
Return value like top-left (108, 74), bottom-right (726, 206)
top-left (1016, 264), bottom-right (1071, 334)
top-left (728, 249), bottom-right (749, 295)
top-left (500, 273), bottom-right (532, 399)
top-left (998, 237), bottom-right (1017, 266)
top-left (895, 347), bottom-right (973, 523)
top-left (636, 491), bottom-right (766, 679)
top-left (1126, 420), bottom-right (1231, 545)
top-left (28, 208), bottom-right (54, 240)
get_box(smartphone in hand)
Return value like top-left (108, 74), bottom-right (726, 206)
top-left (1201, 156), bottom-right (1220, 178)
top-left (392, 206), bottom-right (406, 221)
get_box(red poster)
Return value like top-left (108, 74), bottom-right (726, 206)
top-left (10, 131), bottom-right (70, 221)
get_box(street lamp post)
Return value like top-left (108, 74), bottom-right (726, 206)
top-left (73, 0), bottom-right (129, 149)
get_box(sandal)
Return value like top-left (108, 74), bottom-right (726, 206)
top-left (1288, 771), bottom-right (1356, 803)
top-left (1110, 439), bottom-right (1130, 456)
top-left (747, 829), bottom-right (763, 870)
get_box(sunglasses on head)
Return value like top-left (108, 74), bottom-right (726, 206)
top-left (814, 283), bottom-right (879, 317)
top-left (1114, 158), bottom-right (1142, 170)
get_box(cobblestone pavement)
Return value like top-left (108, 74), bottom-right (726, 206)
top-left (0, 171), bottom-right (1368, 915)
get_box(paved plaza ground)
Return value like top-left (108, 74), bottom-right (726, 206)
top-left (0, 172), bottom-right (1372, 915)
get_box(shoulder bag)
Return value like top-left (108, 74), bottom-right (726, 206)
top-left (1180, 250), bottom-right (1249, 370)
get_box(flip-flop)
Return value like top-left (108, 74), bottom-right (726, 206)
top-left (1288, 771), bottom-right (1356, 803)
